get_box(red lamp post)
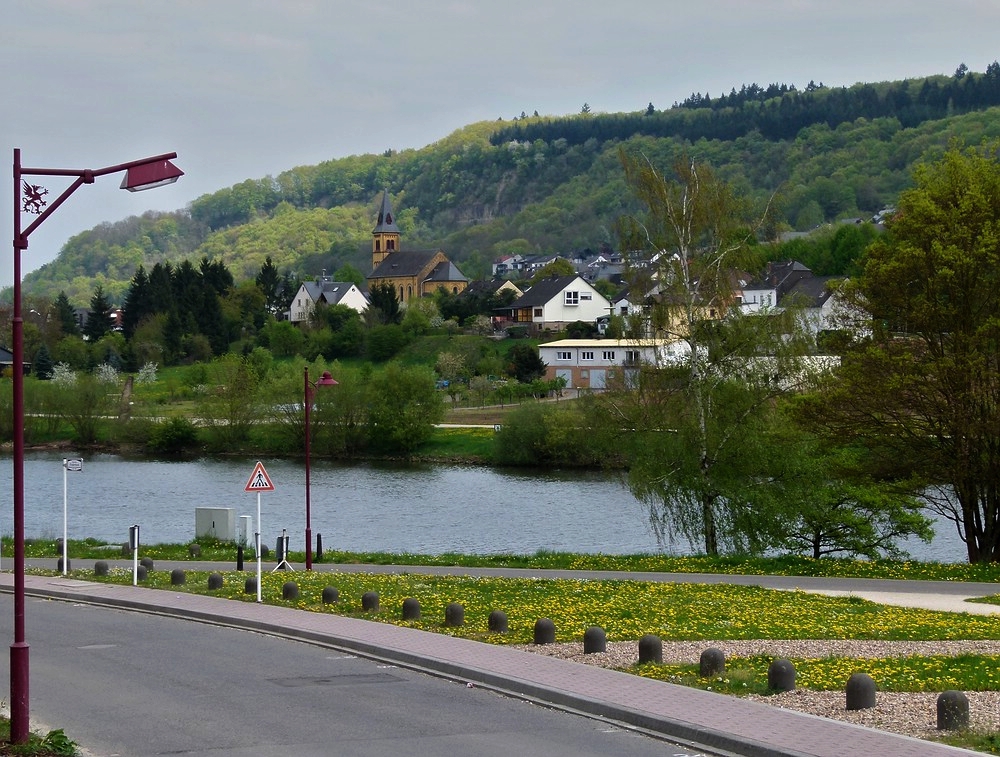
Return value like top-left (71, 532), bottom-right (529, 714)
top-left (11, 149), bottom-right (182, 743)
top-left (304, 367), bottom-right (337, 570)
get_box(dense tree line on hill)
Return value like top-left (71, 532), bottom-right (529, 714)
top-left (492, 63), bottom-right (1000, 145)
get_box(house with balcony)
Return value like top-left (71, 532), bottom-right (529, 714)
top-left (505, 274), bottom-right (610, 335)
top-left (538, 337), bottom-right (689, 390)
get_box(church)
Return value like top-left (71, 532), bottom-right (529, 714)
top-left (367, 190), bottom-right (468, 303)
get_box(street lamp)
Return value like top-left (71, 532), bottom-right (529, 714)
top-left (11, 148), bottom-right (182, 743)
top-left (304, 367), bottom-right (337, 570)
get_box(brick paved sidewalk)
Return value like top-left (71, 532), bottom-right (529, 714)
top-left (1, 573), bottom-right (980, 757)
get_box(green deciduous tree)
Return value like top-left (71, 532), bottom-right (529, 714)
top-left (196, 354), bottom-right (264, 448)
top-left (815, 143), bottom-right (1000, 563)
top-left (366, 362), bottom-right (443, 454)
top-left (606, 150), bottom-right (820, 556)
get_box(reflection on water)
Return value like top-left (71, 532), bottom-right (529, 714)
top-left (0, 452), bottom-right (966, 561)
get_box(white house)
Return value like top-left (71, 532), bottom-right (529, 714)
top-left (289, 278), bottom-right (369, 323)
top-left (538, 338), bottom-right (689, 390)
top-left (740, 260), bottom-right (845, 335)
top-left (506, 274), bottom-right (611, 335)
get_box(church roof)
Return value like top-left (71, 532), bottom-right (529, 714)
top-left (372, 189), bottom-right (399, 234)
top-left (369, 250), bottom-right (442, 279)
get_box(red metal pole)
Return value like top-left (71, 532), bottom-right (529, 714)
top-left (304, 366), bottom-right (313, 570)
top-left (11, 148), bottom-right (29, 744)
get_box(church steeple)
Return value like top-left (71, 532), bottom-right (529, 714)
top-left (372, 189), bottom-right (401, 270)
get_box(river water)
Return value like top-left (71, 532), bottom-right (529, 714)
top-left (0, 452), bottom-right (966, 562)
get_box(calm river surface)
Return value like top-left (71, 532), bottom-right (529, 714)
top-left (0, 452), bottom-right (965, 561)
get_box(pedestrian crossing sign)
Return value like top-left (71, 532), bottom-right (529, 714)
top-left (244, 461), bottom-right (275, 492)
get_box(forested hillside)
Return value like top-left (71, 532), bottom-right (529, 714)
top-left (18, 64), bottom-right (1000, 306)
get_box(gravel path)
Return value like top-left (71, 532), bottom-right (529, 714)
top-left (516, 639), bottom-right (1000, 741)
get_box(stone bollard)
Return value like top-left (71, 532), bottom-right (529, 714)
top-left (402, 597), bottom-right (421, 620)
top-left (260, 544), bottom-right (270, 559)
top-left (282, 581), bottom-right (299, 600)
top-left (638, 634), bottom-right (662, 664)
top-left (170, 569), bottom-right (186, 586)
top-left (322, 586), bottom-right (339, 604)
top-left (583, 626), bottom-right (606, 654)
top-left (207, 573), bottom-right (224, 590)
top-left (57, 557), bottom-right (71, 572)
top-left (768, 658), bottom-right (796, 692)
top-left (136, 565), bottom-right (148, 582)
top-left (845, 672), bottom-right (877, 710)
top-left (94, 561), bottom-right (109, 577)
top-left (700, 648), bottom-right (726, 678)
top-left (444, 603), bottom-right (464, 627)
top-left (533, 618), bottom-right (556, 645)
top-left (236, 545), bottom-right (244, 572)
top-left (244, 578), bottom-right (257, 595)
top-left (362, 591), bottom-right (380, 611)
top-left (140, 557), bottom-right (154, 572)
top-left (488, 610), bottom-right (508, 634)
top-left (188, 544), bottom-right (201, 558)
top-left (937, 690), bottom-right (970, 730)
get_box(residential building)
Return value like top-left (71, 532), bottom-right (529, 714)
top-left (288, 277), bottom-right (369, 323)
top-left (538, 338), bottom-right (689, 390)
top-left (505, 274), bottom-right (611, 335)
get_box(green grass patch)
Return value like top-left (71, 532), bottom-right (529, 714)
top-left (636, 652), bottom-right (1000, 695)
top-left (68, 568), bottom-right (1000, 645)
top-left (418, 427), bottom-right (495, 459)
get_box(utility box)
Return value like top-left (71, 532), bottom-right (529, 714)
top-left (238, 515), bottom-right (253, 548)
top-left (195, 507), bottom-right (236, 541)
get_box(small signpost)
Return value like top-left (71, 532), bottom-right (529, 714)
top-left (62, 458), bottom-right (83, 576)
top-left (129, 524), bottom-right (140, 586)
top-left (244, 461), bottom-right (275, 603)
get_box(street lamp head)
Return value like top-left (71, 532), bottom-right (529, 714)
top-left (315, 371), bottom-right (339, 387)
top-left (120, 159), bottom-right (184, 192)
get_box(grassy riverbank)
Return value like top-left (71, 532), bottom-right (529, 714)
top-left (20, 537), bottom-right (1000, 583)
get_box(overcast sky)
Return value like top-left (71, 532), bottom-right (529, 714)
top-left (3, 0), bottom-right (999, 289)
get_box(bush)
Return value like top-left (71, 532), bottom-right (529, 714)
top-left (147, 417), bottom-right (200, 456)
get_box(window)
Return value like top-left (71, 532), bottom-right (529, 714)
top-left (581, 351), bottom-right (594, 360)
top-left (556, 351), bottom-right (572, 360)
top-left (533, 308), bottom-right (543, 318)
top-left (603, 351), bottom-right (616, 360)
top-left (625, 350), bottom-right (640, 365)
top-left (564, 291), bottom-right (579, 306)
top-left (580, 293), bottom-right (592, 301)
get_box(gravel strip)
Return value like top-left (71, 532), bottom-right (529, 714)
top-left (515, 639), bottom-right (1000, 740)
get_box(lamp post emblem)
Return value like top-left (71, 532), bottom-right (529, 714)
top-left (21, 181), bottom-right (48, 214)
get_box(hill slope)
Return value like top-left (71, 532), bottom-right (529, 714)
top-left (19, 67), bottom-right (1000, 306)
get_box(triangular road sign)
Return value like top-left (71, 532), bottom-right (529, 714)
top-left (244, 461), bottom-right (275, 492)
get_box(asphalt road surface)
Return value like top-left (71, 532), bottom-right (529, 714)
top-left (0, 594), bottom-right (710, 757)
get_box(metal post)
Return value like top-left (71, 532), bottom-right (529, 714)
top-left (11, 148), bottom-right (28, 744)
top-left (304, 366), bottom-right (313, 570)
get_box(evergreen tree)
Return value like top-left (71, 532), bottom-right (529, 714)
top-left (54, 291), bottom-right (79, 337)
top-left (83, 285), bottom-right (114, 342)
top-left (256, 256), bottom-right (282, 313)
top-left (121, 265), bottom-right (150, 339)
top-left (33, 343), bottom-right (54, 379)
top-left (367, 282), bottom-right (402, 324)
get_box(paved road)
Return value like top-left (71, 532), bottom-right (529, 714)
top-left (3, 564), bottom-right (995, 755)
top-left (0, 592), bottom-right (701, 757)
